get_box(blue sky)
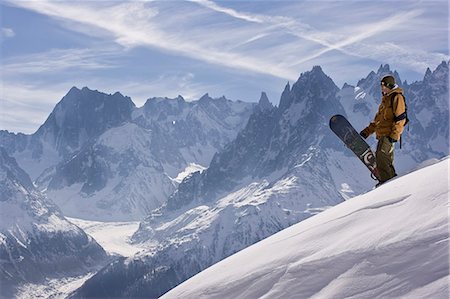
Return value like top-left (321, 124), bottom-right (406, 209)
top-left (1, 0), bottom-right (448, 134)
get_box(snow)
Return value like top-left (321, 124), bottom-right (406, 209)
top-left (46, 122), bottom-right (176, 221)
top-left (12, 139), bottom-right (60, 181)
top-left (35, 214), bottom-right (79, 233)
top-left (3, 63), bottom-right (447, 298)
top-left (97, 122), bottom-right (151, 153)
top-left (13, 216), bottom-right (144, 299)
top-left (416, 107), bottom-right (434, 128)
top-left (15, 272), bottom-right (96, 299)
top-left (68, 217), bottom-right (146, 257)
top-left (162, 157), bottom-right (449, 299)
top-left (172, 163), bottom-right (207, 183)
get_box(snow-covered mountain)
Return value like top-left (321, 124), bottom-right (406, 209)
top-left (162, 66), bottom-right (347, 213)
top-left (72, 63), bottom-right (449, 298)
top-left (2, 62), bottom-right (448, 297)
top-left (132, 93), bottom-right (256, 178)
top-left (36, 122), bottom-right (176, 221)
top-left (71, 66), bottom-right (375, 298)
top-left (0, 148), bottom-right (108, 298)
top-left (1, 88), bottom-right (255, 221)
top-left (163, 157), bottom-right (449, 299)
top-left (0, 87), bottom-right (136, 180)
top-left (404, 61), bottom-right (449, 159)
top-left (40, 93), bottom-right (254, 221)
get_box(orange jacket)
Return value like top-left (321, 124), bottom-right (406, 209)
top-left (362, 87), bottom-right (407, 141)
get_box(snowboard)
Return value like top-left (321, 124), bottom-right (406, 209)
top-left (329, 114), bottom-right (380, 181)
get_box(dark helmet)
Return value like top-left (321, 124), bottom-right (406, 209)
top-left (381, 75), bottom-right (396, 89)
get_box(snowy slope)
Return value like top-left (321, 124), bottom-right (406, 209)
top-left (163, 157), bottom-right (449, 299)
top-left (0, 148), bottom-right (108, 298)
top-left (38, 122), bottom-right (176, 221)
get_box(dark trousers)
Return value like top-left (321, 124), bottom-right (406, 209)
top-left (376, 136), bottom-right (397, 182)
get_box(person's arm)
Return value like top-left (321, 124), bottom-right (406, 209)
top-left (360, 116), bottom-right (377, 138)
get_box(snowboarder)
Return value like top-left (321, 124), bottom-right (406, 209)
top-left (359, 75), bottom-right (407, 187)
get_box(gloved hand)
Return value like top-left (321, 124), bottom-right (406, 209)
top-left (388, 136), bottom-right (397, 143)
top-left (359, 130), bottom-right (369, 139)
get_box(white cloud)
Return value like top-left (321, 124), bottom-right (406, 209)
top-left (4, 1), bottom-right (300, 80)
top-left (192, 0), bottom-right (447, 74)
top-left (1, 27), bottom-right (15, 38)
top-left (188, 0), bottom-right (264, 23)
top-left (0, 81), bottom-right (70, 133)
top-left (6, 0), bottom-right (448, 84)
top-left (3, 48), bottom-right (119, 76)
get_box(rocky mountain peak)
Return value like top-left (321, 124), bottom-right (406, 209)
top-left (257, 92), bottom-right (273, 112)
top-left (284, 65), bottom-right (340, 117)
top-left (278, 82), bottom-right (292, 111)
top-left (424, 67), bottom-right (433, 81)
top-left (199, 93), bottom-right (213, 102)
top-left (342, 83), bottom-right (355, 89)
top-left (376, 65), bottom-right (402, 86)
top-left (34, 86), bottom-right (135, 158)
top-left (357, 65), bottom-right (402, 98)
top-left (377, 64), bottom-right (391, 74)
top-left (425, 61), bottom-right (449, 82)
top-left (293, 65), bottom-right (338, 94)
top-left (0, 147), bottom-right (34, 194)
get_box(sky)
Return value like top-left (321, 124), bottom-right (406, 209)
top-left (0, 0), bottom-right (448, 134)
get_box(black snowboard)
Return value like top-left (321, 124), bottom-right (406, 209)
top-left (329, 114), bottom-right (380, 181)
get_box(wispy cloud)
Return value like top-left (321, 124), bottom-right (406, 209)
top-left (0, 81), bottom-right (70, 133)
top-left (1, 27), bottom-right (15, 39)
top-left (3, 47), bottom-right (119, 76)
top-left (192, 0), bottom-right (445, 73)
top-left (189, 0), bottom-right (264, 23)
top-left (6, 0), bottom-right (448, 82)
top-left (5, 1), bottom-right (299, 80)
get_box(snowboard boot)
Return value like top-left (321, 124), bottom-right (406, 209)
top-left (375, 174), bottom-right (397, 188)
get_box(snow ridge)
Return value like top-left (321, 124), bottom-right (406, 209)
top-left (163, 157), bottom-right (449, 299)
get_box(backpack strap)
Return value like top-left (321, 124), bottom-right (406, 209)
top-left (390, 92), bottom-right (408, 149)
top-left (394, 111), bottom-right (407, 122)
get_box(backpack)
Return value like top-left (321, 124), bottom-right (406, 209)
top-left (390, 92), bottom-right (409, 148)
top-left (391, 93), bottom-right (409, 125)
